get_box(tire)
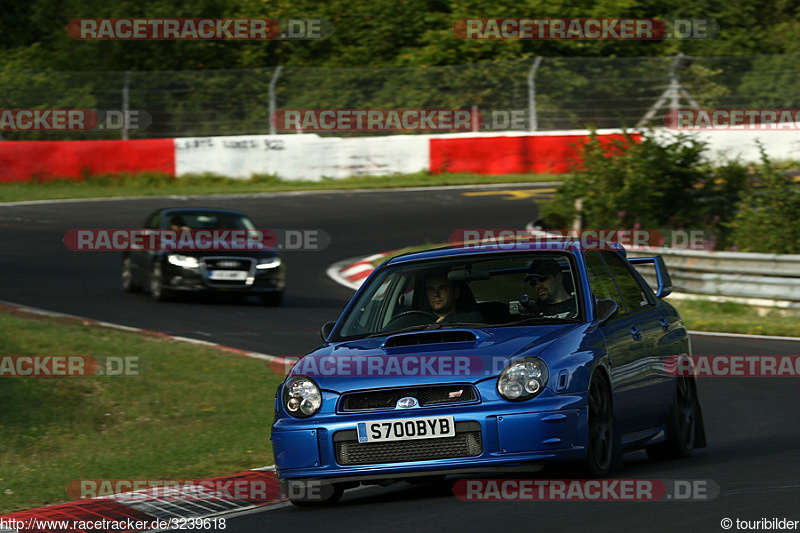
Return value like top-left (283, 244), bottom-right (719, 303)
top-left (121, 257), bottom-right (141, 293)
top-left (149, 262), bottom-right (172, 302)
top-left (646, 376), bottom-right (698, 460)
top-left (261, 291), bottom-right (283, 306)
top-left (580, 373), bottom-right (618, 477)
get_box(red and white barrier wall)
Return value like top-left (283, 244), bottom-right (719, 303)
top-left (0, 139), bottom-right (174, 183)
top-left (1, 129), bottom-right (798, 183)
top-left (174, 134), bottom-right (429, 180)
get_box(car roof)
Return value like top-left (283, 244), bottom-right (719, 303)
top-left (157, 207), bottom-right (249, 217)
top-left (385, 241), bottom-right (627, 265)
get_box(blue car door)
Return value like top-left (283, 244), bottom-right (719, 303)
top-left (584, 251), bottom-right (663, 435)
top-left (600, 251), bottom-right (672, 433)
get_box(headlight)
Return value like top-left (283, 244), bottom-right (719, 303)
top-left (282, 376), bottom-right (322, 418)
top-left (497, 357), bottom-right (549, 401)
top-left (257, 257), bottom-right (282, 269)
top-left (167, 254), bottom-right (199, 268)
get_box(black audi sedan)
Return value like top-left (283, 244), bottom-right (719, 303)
top-left (121, 207), bottom-right (285, 305)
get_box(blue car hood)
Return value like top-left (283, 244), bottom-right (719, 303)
top-left (290, 324), bottom-right (583, 393)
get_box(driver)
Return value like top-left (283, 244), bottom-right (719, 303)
top-left (426, 273), bottom-right (484, 324)
top-left (169, 216), bottom-right (191, 231)
top-left (524, 259), bottom-right (578, 319)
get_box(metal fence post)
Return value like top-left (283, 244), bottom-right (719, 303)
top-left (636, 53), bottom-right (700, 128)
top-left (122, 70), bottom-right (131, 140)
top-left (528, 56), bottom-right (543, 131)
top-left (269, 66), bottom-right (283, 135)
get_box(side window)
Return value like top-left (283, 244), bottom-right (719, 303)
top-left (584, 251), bottom-right (624, 311)
top-left (380, 272), bottom-right (416, 327)
top-left (600, 252), bottom-right (654, 312)
top-left (144, 213), bottom-right (160, 229)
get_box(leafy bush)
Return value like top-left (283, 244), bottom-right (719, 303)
top-left (539, 129), bottom-right (760, 249)
top-left (727, 146), bottom-right (800, 254)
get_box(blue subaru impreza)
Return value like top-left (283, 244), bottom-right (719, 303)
top-left (271, 241), bottom-right (706, 505)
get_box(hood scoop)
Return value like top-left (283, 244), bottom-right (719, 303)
top-left (384, 330), bottom-right (478, 348)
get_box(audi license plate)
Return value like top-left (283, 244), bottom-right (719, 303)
top-left (208, 270), bottom-right (248, 280)
top-left (357, 416), bottom-right (455, 443)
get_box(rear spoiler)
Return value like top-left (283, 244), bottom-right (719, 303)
top-left (627, 256), bottom-right (673, 298)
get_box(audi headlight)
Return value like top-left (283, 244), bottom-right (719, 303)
top-left (257, 257), bottom-right (282, 269)
top-left (167, 254), bottom-right (199, 268)
top-left (497, 357), bottom-right (549, 401)
top-left (282, 376), bottom-right (322, 418)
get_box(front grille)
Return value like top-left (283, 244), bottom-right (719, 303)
top-left (204, 258), bottom-right (252, 270)
top-left (202, 257), bottom-right (254, 286)
top-left (334, 421), bottom-right (482, 465)
top-left (340, 385), bottom-right (477, 412)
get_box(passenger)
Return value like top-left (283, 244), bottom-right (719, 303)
top-left (524, 259), bottom-right (578, 319)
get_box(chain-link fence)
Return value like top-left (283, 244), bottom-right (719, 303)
top-left (1, 53), bottom-right (798, 139)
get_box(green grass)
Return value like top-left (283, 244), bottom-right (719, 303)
top-left (0, 308), bottom-right (284, 513)
top-left (0, 171), bottom-right (564, 203)
top-left (669, 298), bottom-right (800, 337)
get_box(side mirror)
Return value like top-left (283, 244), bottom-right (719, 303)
top-left (320, 321), bottom-right (336, 341)
top-left (593, 299), bottom-right (619, 326)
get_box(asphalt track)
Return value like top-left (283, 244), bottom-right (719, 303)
top-left (1, 185), bottom-right (798, 532)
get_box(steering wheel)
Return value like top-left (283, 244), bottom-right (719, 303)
top-left (383, 310), bottom-right (438, 331)
top-left (392, 310), bottom-right (438, 321)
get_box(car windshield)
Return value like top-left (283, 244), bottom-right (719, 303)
top-left (335, 251), bottom-right (584, 340)
top-left (165, 212), bottom-right (256, 230)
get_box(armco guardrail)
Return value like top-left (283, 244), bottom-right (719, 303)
top-left (626, 248), bottom-right (800, 306)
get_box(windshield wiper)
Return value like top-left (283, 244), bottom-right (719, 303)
top-left (367, 321), bottom-right (494, 338)
top-left (367, 323), bottom-right (443, 338)
top-left (501, 317), bottom-right (577, 326)
top-left (435, 321), bottom-right (491, 328)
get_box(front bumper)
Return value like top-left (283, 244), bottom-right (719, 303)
top-left (271, 393), bottom-right (588, 483)
top-left (164, 260), bottom-right (285, 293)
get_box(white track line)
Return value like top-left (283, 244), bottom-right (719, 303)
top-left (1, 182), bottom-right (563, 207)
top-left (0, 299), bottom-right (280, 361)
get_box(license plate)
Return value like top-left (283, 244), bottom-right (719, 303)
top-left (356, 416), bottom-right (456, 443)
top-left (208, 270), bottom-right (248, 280)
